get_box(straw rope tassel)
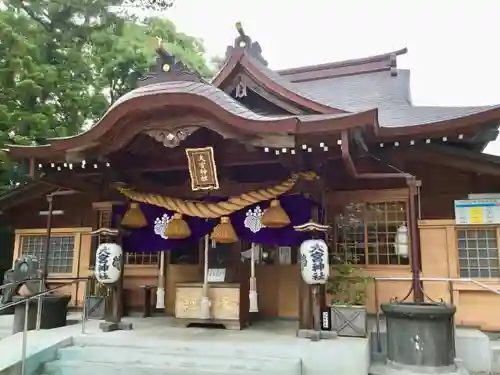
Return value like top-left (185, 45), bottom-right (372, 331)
top-left (249, 243), bottom-right (259, 312)
top-left (117, 172), bottom-right (318, 218)
top-left (200, 234), bottom-right (211, 319)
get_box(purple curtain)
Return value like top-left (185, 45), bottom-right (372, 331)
top-left (231, 194), bottom-right (313, 246)
top-left (114, 194), bottom-right (317, 253)
top-left (113, 204), bottom-right (216, 253)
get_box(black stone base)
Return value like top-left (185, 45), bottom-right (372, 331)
top-left (378, 359), bottom-right (468, 375)
top-left (99, 321), bottom-right (133, 332)
top-left (12, 294), bottom-right (71, 334)
top-left (381, 302), bottom-right (457, 370)
top-left (0, 305), bottom-right (14, 315)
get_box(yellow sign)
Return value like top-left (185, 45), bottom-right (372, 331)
top-left (185, 146), bottom-right (219, 191)
top-left (468, 207), bottom-right (484, 224)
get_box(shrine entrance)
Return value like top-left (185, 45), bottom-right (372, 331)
top-left (159, 231), bottom-right (306, 327)
top-left (159, 239), bottom-right (302, 323)
top-left (251, 244), bottom-right (301, 318)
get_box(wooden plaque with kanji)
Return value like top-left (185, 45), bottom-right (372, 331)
top-left (185, 146), bottom-right (220, 191)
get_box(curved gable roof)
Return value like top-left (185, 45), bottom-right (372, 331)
top-left (212, 46), bottom-right (347, 114)
top-left (7, 81), bottom-right (379, 159)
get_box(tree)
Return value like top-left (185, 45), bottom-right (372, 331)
top-left (0, 0), bottom-right (213, 189)
top-left (91, 17), bottom-right (213, 102)
top-left (120, 0), bottom-right (174, 11)
top-left (210, 56), bottom-right (226, 72)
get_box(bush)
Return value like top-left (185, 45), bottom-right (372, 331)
top-left (327, 260), bottom-right (371, 306)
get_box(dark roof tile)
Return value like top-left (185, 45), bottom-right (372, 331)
top-left (288, 69), bottom-right (497, 127)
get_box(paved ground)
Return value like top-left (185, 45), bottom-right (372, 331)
top-left (0, 313), bottom-right (370, 375)
top-left (0, 312), bottom-right (315, 343)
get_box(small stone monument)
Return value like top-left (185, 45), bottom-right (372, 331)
top-left (0, 255), bottom-right (43, 314)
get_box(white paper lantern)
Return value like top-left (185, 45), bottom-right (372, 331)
top-left (95, 243), bottom-right (123, 284)
top-left (395, 224), bottom-right (409, 258)
top-left (300, 239), bottom-right (330, 285)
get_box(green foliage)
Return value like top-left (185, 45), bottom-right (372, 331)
top-left (210, 55), bottom-right (226, 72)
top-left (121, 0), bottom-right (174, 11)
top-left (326, 260), bottom-right (372, 306)
top-left (0, 0), bottom-right (214, 190)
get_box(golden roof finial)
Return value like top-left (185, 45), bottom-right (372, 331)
top-left (235, 22), bottom-right (245, 38)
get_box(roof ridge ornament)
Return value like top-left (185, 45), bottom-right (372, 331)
top-left (225, 22), bottom-right (268, 67)
top-left (138, 38), bottom-right (205, 87)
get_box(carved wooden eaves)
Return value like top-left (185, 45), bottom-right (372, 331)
top-left (144, 127), bottom-right (198, 148)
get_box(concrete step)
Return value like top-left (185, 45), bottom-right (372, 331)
top-left (44, 360), bottom-right (269, 375)
top-left (43, 345), bottom-right (302, 375)
top-left (490, 340), bottom-right (500, 373)
top-left (56, 345), bottom-right (301, 374)
top-left (0, 328), bottom-right (11, 340)
top-left (72, 335), bottom-right (302, 359)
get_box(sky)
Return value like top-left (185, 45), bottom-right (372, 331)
top-left (145, 0), bottom-right (500, 154)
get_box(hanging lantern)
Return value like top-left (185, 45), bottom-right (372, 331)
top-left (395, 223), bottom-right (409, 258)
top-left (261, 199), bottom-right (290, 228)
top-left (211, 216), bottom-right (238, 244)
top-left (299, 239), bottom-right (330, 285)
top-left (164, 213), bottom-right (191, 239)
top-left (95, 243), bottom-right (123, 284)
top-left (120, 202), bottom-right (147, 229)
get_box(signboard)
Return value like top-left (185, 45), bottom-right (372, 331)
top-left (185, 146), bottom-right (219, 191)
top-left (207, 268), bottom-right (226, 283)
top-left (321, 307), bottom-right (332, 331)
top-left (454, 199), bottom-right (500, 225)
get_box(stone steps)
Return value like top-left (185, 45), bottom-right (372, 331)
top-left (41, 342), bottom-right (303, 375)
top-left (0, 328), bottom-right (11, 340)
top-left (490, 340), bottom-right (500, 373)
top-left (42, 360), bottom-right (297, 375)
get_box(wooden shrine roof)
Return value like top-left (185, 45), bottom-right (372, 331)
top-left (6, 23), bottom-right (500, 160)
top-left (214, 36), bottom-right (500, 130)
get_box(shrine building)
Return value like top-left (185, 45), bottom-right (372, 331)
top-left (2, 25), bottom-right (500, 331)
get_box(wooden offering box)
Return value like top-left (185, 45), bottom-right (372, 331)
top-left (174, 282), bottom-right (249, 330)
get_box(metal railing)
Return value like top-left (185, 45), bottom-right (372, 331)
top-left (0, 278), bottom-right (38, 291)
top-left (372, 276), bottom-right (500, 355)
top-left (0, 277), bottom-right (91, 375)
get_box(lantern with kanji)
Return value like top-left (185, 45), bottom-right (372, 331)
top-left (95, 243), bottom-right (123, 284)
top-left (299, 239), bottom-right (330, 285)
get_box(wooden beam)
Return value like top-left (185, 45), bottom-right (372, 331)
top-left (402, 148), bottom-right (500, 177)
top-left (0, 183), bottom-right (55, 211)
top-left (41, 173), bottom-right (104, 198)
top-left (239, 75), bottom-right (304, 114)
top-left (103, 157), bottom-right (282, 175)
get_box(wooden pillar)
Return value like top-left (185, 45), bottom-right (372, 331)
top-left (299, 210), bottom-right (325, 330)
top-left (299, 280), bottom-right (312, 329)
top-left (407, 182), bottom-right (424, 302)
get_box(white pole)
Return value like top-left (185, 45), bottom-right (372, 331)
top-left (156, 251), bottom-right (165, 309)
top-left (249, 243), bottom-right (259, 312)
top-left (200, 235), bottom-right (210, 319)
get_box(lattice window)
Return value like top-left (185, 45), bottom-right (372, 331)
top-left (125, 252), bottom-right (159, 265)
top-left (20, 235), bottom-right (75, 273)
top-left (457, 228), bottom-right (500, 278)
top-left (335, 201), bottom-right (409, 265)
